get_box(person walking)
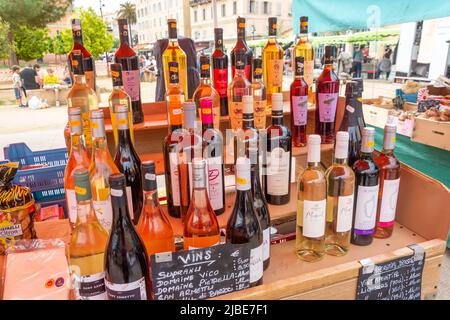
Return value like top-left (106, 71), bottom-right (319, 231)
top-left (12, 66), bottom-right (26, 108)
top-left (353, 45), bottom-right (364, 78)
top-left (376, 54), bottom-right (392, 80)
top-left (337, 49), bottom-right (353, 74)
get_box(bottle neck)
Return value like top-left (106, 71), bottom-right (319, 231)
top-left (111, 187), bottom-right (133, 227)
top-left (70, 133), bottom-right (85, 150)
top-left (307, 161), bottom-right (321, 168)
top-left (253, 76), bottom-right (263, 84)
top-left (382, 148), bottom-right (394, 156)
top-left (200, 75), bottom-right (212, 84)
top-left (235, 68), bottom-right (246, 77)
top-left (243, 115), bottom-right (255, 129)
top-left (334, 157), bottom-right (348, 165)
top-left (323, 63), bottom-right (334, 72)
top-left (74, 74), bottom-right (86, 85)
top-left (272, 114), bottom-right (284, 125)
top-left (75, 200), bottom-right (97, 225)
top-left (143, 189), bottom-right (159, 212)
top-left (117, 127), bottom-right (133, 146)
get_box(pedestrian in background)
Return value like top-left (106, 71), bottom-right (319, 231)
top-left (376, 53), bottom-right (392, 80)
top-left (353, 45), bottom-right (364, 78)
top-left (12, 66), bottom-right (26, 108)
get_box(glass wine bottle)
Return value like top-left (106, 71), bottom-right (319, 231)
top-left (113, 105), bottom-right (143, 225)
top-left (183, 158), bottom-right (221, 250)
top-left (201, 97), bottom-right (225, 215)
top-left (264, 93), bottom-right (292, 205)
top-left (293, 16), bottom-right (314, 101)
top-left (64, 107), bottom-right (91, 225)
top-left (290, 56), bottom-right (309, 147)
top-left (109, 63), bottom-right (134, 146)
top-left (296, 135), bottom-right (327, 262)
top-left (230, 17), bottom-right (253, 82)
top-left (69, 169), bottom-right (109, 300)
top-left (114, 19), bottom-right (144, 124)
top-left (226, 157), bottom-right (263, 287)
top-left (324, 131), bottom-right (355, 256)
top-left (89, 109), bottom-right (119, 233)
top-left (162, 19), bottom-right (188, 99)
top-left (105, 173), bottom-right (151, 300)
top-left (263, 17), bottom-right (284, 110)
top-left (137, 161), bottom-right (175, 256)
top-left (193, 55), bottom-right (221, 130)
top-left (374, 124), bottom-right (401, 239)
top-left (251, 57), bottom-right (267, 130)
top-left (228, 50), bottom-right (252, 131)
top-left (212, 28), bottom-right (229, 116)
top-left (315, 45), bottom-right (339, 144)
top-left (351, 127), bottom-right (380, 246)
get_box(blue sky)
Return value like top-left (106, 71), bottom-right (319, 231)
top-left (74, 0), bottom-right (124, 14)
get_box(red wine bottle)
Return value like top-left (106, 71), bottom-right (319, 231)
top-left (315, 45), bottom-right (339, 144)
top-left (231, 17), bottom-right (253, 82)
top-left (290, 56), bottom-right (309, 147)
top-left (105, 173), bottom-right (151, 300)
top-left (115, 19), bottom-right (144, 124)
top-left (212, 28), bottom-right (229, 116)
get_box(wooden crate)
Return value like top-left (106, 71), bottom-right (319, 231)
top-left (412, 116), bottom-right (450, 151)
top-left (363, 104), bottom-right (392, 129)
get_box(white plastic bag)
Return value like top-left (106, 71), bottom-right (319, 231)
top-left (28, 96), bottom-right (43, 110)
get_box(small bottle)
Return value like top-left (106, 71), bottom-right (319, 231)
top-left (183, 158), bottom-right (221, 250)
top-left (296, 135), bottom-right (327, 262)
top-left (212, 28), bottom-right (229, 116)
top-left (290, 56), bottom-right (309, 147)
top-left (251, 57), bottom-right (267, 130)
top-left (137, 161), bottom-right (175, 256)
top-left (64, 107), bottom-right (91, 225)
top-left (324, 132), bottom-right (355, 256)
top-left (351, 127), bottom-right (380, 246)
top-left (231, 16), bottom-right (253, 82)
top-left (374, 124), bottom-right (401, 239)
top-left (69, 169), bottom-right (109, 300)
top-left (226, 157), bottom-right (263, 287)
top-left (89, 109), bottom-right (119, 232)
top-left (105, 173), bottom-right (151, 300)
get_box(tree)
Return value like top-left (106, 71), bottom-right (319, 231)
top-left (0, 22), bottom-right (10, 61)
top-left (0, 0), bottom-right (72, 65)
top-left (14, 26), bottom-right (51, 61)
top-left (117, 2), bottom-right (137, 25)
top-left (48, 32), bottom-right (68, 62)
top-left (78, 8), bottom-right (114, 58)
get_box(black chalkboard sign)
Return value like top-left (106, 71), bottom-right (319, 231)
top-left (150, 243), bottom-right (251, 300)
top-left (356, 244), bottom-right (426, 300)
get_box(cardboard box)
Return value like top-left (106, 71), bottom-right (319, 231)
top-left (427, 85), bottom-right (450, 96)
top-left (363, 104), bottom-right (392, 129)
top-left (412, 116), bottom-right (450, 151)
top-left (396, 118), bottom-right (415, 137)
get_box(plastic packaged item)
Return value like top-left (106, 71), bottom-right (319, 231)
top-left (0, 163), bottom-right (36, 255)
top-left (2, 239), bottom-right (70, 300)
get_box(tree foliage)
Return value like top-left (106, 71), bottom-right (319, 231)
top-left (14, 26), bottom-right (51, 61)
top-left (0, 22), bottom-right (10, 60)
top-left (117, 2), bottom-right (137, 25)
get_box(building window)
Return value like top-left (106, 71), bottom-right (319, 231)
top-left (202, 8), bottom-right (206, 20)
top-left (158, 2), bottom-right (161, 11)
top-left (263, 1), bottom-right (269, 14)
top-left (194, 10), bottom-right (197, 22)
top-left (233, 1), bottom-right (237, 15)
top-left (249, 0), bottom-right (255, 13)
top-left (221, 4), bottom-right (226, 17)
top-left (144, 7), bottom-right (148, 15)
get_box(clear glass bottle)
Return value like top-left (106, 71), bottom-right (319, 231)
top-left (251, 57), bottom-right (267, 130)
top-left (296, 135), bottom-right (327, 262)
top-left (293, 16), bottom-right (314, 101)
top-left (69, 169), bottom-right (109, 300)
top-left (325, 131), bottom-right (355, 256)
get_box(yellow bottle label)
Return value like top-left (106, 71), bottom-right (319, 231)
top-left (81, 112), bottom-right (92, 149)
top-left (267, 60), bottom-right (283, 88)
top-left (75, 186), bottom-right (87, 196)
top-left (236, 177), bottom-right (247, 185)
top-left (367, 141), bottom-right (375, 148)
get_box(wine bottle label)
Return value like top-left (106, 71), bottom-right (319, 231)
top-left (169, 152), bottom-right (181, 206)
top-left (85, 70), bottom-right (96, 91)
top-left (318, 92), bottom-right (339, 123)
top-left (336, 194), bottom-right (354, 233)
top-left (73, 272), bottom-right (107, 300)
top-left (254, 99), bottom-right (267, 129)
top-left (105, 277), bottom-right (147, 300)
top-left (231, 65), bottom-right (252, 82)
top-left (266, 148), bottom-right (290, 196)
top-left (93, 197), bottom-right (113, 231)
top-left (379, 178), bottom-right (400, 227)
top-left (122, 70), bottom-right (140, 102)
top-left (126, 186), bottom-right (134, 220)
top-left (230, 100), bottom-right (244, 129)
top-left (263, 227), bottom-right (270, 261)
top-left (302, 199), bottom-right (326, 238)
top-left (67, 189), bottom-right (77, 224)
top-left (267, 59), bottom-right (283, 88)
top-left (250, 244), bottom-right (263, 283)
top-left (81, 112), bottom-right (93, 148)
top-left (354, 185), bottom-right (379, 234)
top-left (188, 161), bottom-right (210, 195)
top-left (303, 60), bottom-right (314, 87)
top-left (207, 156), bottom-right (224, 211)
top-left (292, 95), bottom-right (308, 126)
top-left (213, 68), bottom-right (228, 98)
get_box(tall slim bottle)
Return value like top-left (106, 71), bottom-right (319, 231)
top-left (351, 127), bottom-right (380, 246)
top-left (290, 56), bottom-right (309, 147)
top-left (137, 161), bottom-right (175, 256)
top-left (264, 93), bottom-right (292, 205)
top-left (325, 132), bottom-right (355, 256)
top-left (230, 17), bottom-right (253, 82)
top-left (193, 55), bottom-right (221, 130)
top-left (201, 97), bottom-right (225, 215)
top-left (105, 173), bottom-right (151, 300)
top-left (293, 16), bottom-right (314, 100)
top-left (64, 107), bottom-right (91, 225)
top-left (228, 50), bottom-right (252, 130)
top-left (315, 45), bottom-right (339, 144)
top-left (69, 169), bottom-right (109, 300)
top-left (162, 19), bottom-right (188, 99)
top-left (113, 105), bottom-right (143, 225)
top-left (109, 63), bottom-right (134, 145)
top-left (89, 110), bottom-right (119, 232)
top-left (226, 157), bottom-right (263, 287)
top-left (251, 58), bottom-right (267, 130)
top-left (374, 124), bottom-right (401, 239)
top-left (212, 28), bottom-right (229, 116)
top-left (67, 50), bottom-right (99, 153)
top-left (114, 19), bottom-right (144, 124)
top-left (163, 62), bottom-right (185, 218)
top-left (263, 17), bottom-right (284, 109)
top-left (183, 158), bottom-right (221, 250)
top-left (296, 135), bottom-right (327, 262)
